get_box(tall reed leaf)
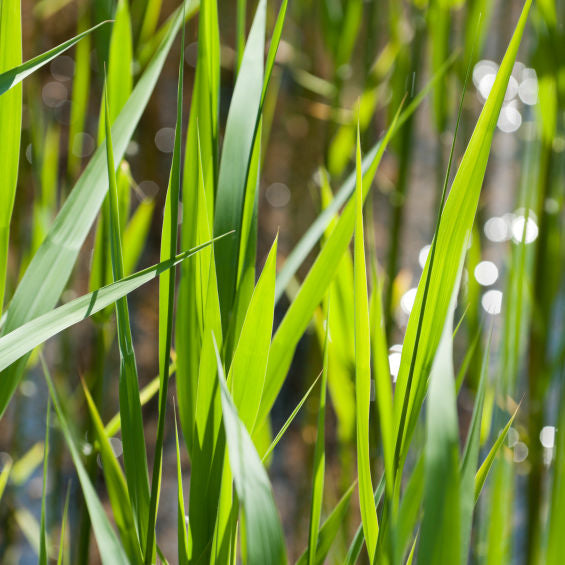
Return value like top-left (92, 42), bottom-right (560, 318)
top-left (42, 358), bottom-right (130, 565)
top-left (214, 0), bottom-right (265, 326)
top-left (145, 13), bottom-right (185, 558)
top-left (0, 0), bottom-right (22, 314)
top-left (103, 83), bottom-right (150, 554)
top-left (392, 0), bottom-right (532, 468)
top-left (214, 340), bottom-right (287, 565)
top-left (307, 304), bottom-right (329, 565)
top-left (353, 127), bottom-right (379, 562)
top-left (177, 0), bottom-right (220, 455)
top-left (39, 400), bottom-right (50, 565)
top-left (0, 4), bottom-right (188, 418)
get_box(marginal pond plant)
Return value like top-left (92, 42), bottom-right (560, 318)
top-left (1, 0), bottom-right (564, 564)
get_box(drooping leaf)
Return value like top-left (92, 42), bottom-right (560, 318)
top-left (214, 339), bottom-right (287, 565)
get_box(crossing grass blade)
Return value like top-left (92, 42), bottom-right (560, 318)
top-left (274, 55), bottom-right (456, 304)
top-left (0, 236), bottom-right (226, 373)
top-left (392, 0), bottom-right (532, 474)
top-left (0, 2), bottom-right (189, 418)
top-left (307, 303), bottom-right (329, 565)
top-left (0, 0), bottom-right (22, 315)
top-left (257, 103), bottom-right (402, 431)
top-left (146, 17), bottom-right (185, 558)
top-left (260, 372), bottom-right (322, 462)
top-left (474, 403), bottom-right (520, 503)
top-left (103, 83), bottom-right (150, 557)
top-left (41, 357), bottom-right (130, 565)
top-left (297, 482), bottom-right (355, 565)
top-left (0, 454), bottom-right (12, 504)
top-left (214, 338), bottom-right (287, 565)
top-left (0, 20), bottom-right (110, 96)
top-left (82, 380), bottom-right (144, 564)
top-left (353, 126), bottom-right (379, 563)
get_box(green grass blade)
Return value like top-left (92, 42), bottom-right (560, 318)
top-left (353, 126), bottom-right (379, 563)
top-left (257, 104), bottom-right (401, 431)
top-left (176, 0), bottom-right (219, 455)
top-left (418, 277), bottom-right (461, 565)
top-left (297, 481), bottom-right (356, 565)
top-left (307, 304), bottom-right (329, 565)
top-left (393, 0), bottom-right (532, 470)
top-left (103, 83), bottom-right (150, 555)
top-left (145, 15), bottom-right (185, 559)
top-left (213, 0), bottom-right (265, 326)
top-left (82, 380), bottom-right (144, 564)
top-left (344, 475), bottom-right (386, 565)
top-left (0, 21), bottom-right (110, 95)
top-left (214, 338), bottom-right (287, 565)
top-left (0, 3), bottom-right (189, 418)
top-left (0, 0), bottom-right (22, 314)
top-left (41, 357), bottom-right (130, 565)
top-left (260, 372), bottom-right (322, 462)
top-left (228, 236), bottom-right (277, 433)
top-left (0, 237), bottom-right (225, 374)
top-left (475, 403), bottom-right (520, 503)
top-left (39, 399), bottom-right (50, 565)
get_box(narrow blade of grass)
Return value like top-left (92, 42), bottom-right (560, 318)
top-left (146, 17), bottom-right (185, 559)
top-left (82, 380), bottom-right (144, 564)
top-left (307, 303), bottom-right (329, 565)
top-left (297, 481), bottom-right (356, 565)
top-left (353, 126), bottom-right (379, 562)
top-left (56, 485), bottom-right (70, 565)
top-left (41, 357), bottom-right (130, 565)
top-left (261, 372), bottom-right (322, 462)
top-left (174, 411), bottom-right (190, 565)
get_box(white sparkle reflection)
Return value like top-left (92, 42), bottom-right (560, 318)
top-left (481, 290), bottom-right (503, 315)
top-left (474, 261), bottom-right (499, 286)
